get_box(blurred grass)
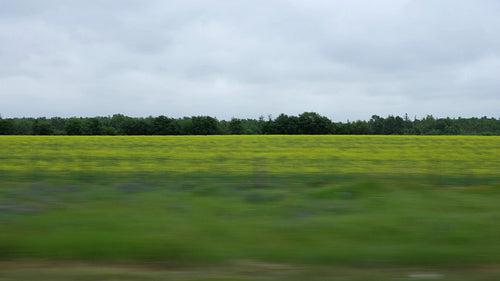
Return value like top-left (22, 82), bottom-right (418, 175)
top-left (0, 135), bottom-right (499, 272)
top-left (1, 261), bottom-right (500, 281)
top-left (1, 179), bottom-right (499, 266)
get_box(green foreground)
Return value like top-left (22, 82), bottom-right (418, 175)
top-left (1, 136), bottom-right (499, 279)
top-left (1, 261), bottom-right (500, 281)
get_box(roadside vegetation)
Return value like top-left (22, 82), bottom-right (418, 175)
top-left (0, 135), bottom-right (499, 279)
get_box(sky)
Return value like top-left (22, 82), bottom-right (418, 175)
top-left (1, 0), bottom-right (499, 121)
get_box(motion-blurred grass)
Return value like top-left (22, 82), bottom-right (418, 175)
top-left (0, 135), bottom-right (499, 268)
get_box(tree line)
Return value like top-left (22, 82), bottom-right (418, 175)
top-left (0, 112), bottom-right (499, 135)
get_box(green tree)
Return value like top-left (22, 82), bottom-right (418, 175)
top-left (228, 118), bottom-right (243, 135)
top-left (191, 116), bottom-right (219, 135)
top-left (0, 117), bottom-right (14, 135)
top-left (121, 117), bottom-right (138, 135)
top-left (351, 120), bottom-right (370, 134)
top-left (298, 112), bottom-right (333, 134)
top-left (65, 118), bottom-right (84, 135)
top-left (49, 117), bottom-right (66, 135)
top-left (274, 114), bottom-right (299, 134)
top-left (110, 114), bottom-right (127, 134)
top-left (84, 117), bottom-right (105, 135)
top-left (369, 115), bottom-right (384, 134)
top-left (153, 115), bottom-right (180, 135)
top-left (421, 115), bottom-right (438, 135)
top-left (383, 115), bottom-right (405, 135)
top-left (32, 118), bottom-right (54, 135)
top-left (241, 119), bottom-right (263, 134)
top-left (12, 118), bottom-right (33, 135)
top-left (336, 122), bottom-right (352, 134)
top-left (435, 118), bottom-right (462, 135)
top-left (261, 115), bottom-right (278, 134)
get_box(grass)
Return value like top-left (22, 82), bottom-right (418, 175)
top-left (1, 179), bottom-right (499, 266)
top-left (0, 135), bottom-right (499, 278)
top-left (1, 261), bottom-right (500, 280)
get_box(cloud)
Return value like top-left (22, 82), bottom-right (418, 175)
top-left (1, 0), bottom-right (499, 120)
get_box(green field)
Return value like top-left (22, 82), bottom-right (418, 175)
top-left (1, 136), bottom-right (499, 280)
top-left (1, 135), bottom-right (498, 183)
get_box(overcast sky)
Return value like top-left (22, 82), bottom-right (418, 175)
top-left (1, 0), bottom-right (499, 121)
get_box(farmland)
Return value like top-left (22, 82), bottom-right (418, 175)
top-left (1, 135), bottom-right (499, 280)
top-left (1, 135), bottom-right (498, 182)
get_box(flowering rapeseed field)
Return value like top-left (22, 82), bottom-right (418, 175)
top-left (0, 135), bottom-right (498, 182)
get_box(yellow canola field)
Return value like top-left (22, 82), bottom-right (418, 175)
top-left (0, 135), bottom-right (499, 180)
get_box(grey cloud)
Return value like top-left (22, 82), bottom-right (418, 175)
top-left (0, 0), bottom-right (499, 120)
